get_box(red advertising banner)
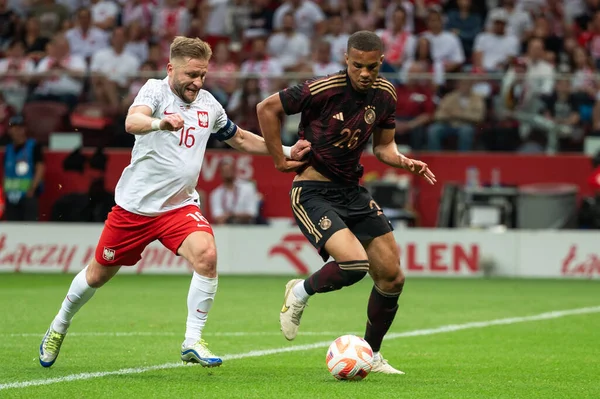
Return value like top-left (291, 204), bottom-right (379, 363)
top-left (0, 150), bottom-right (594, 226)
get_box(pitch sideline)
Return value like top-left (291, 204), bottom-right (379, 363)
top-left (1, 305), bottom-right (599, 391)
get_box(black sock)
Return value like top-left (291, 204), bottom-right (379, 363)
top-left (364, 286), bottom-right (400, 353)
top-left (304, 261), bottom-right (367, 295)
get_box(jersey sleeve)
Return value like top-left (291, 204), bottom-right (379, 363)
top-left (130, 79), bottom-right (163, 114)
top-left (211, 100), bottom-right (238, 141)
top-left (278, 80), bottom-right (313, 115)
top-left (377, 91), bottom-right (397, 130)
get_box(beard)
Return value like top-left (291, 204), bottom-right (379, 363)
top-left (174, 80), bottom-right (198, 103)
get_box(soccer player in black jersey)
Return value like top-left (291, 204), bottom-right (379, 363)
top-left (257, 31), bottom-right (436, 374)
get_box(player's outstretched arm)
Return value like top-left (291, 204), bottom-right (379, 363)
top-left (372, 128), bottom-right (437, 185)
top-left (224, 126), bottom-right (310, 161)
top-left (125, 105), bottom-right (183, 135)
top-left (256, 93), bottom-right (308, 173)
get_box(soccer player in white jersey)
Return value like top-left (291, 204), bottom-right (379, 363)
top-left (38, 36), bottom-right (310, 368)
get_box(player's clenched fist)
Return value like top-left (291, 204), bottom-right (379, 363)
top-left (160, 114), bottom-right (184, 131)
top-left (290, 139), bottom-right (311, 161)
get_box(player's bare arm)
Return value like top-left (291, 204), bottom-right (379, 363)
top-left (372, 127), bottom-right (437, 185)
top-left (257, 93), bottom-right (307, 173)
top-left (125, 105), bottom-right (184, 135)
top-left (224, 125), bottom-right (311, 161)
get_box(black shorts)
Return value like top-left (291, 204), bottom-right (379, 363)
top-left (290, 181), bottom-right (393, 262)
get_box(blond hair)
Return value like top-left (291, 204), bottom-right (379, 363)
top-left (169, 36), bottom-right (212, 62)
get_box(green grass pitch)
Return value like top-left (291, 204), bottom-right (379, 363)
top-left (0, 274), bottom-right (599, 398)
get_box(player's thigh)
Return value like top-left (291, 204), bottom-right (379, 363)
top-left (323, 228), bottom-right (368, 263)
top-left (94, 205), bottom-right (156, 271)
top-left (347, 187), bottom-right (394, 245)
top-left (158, 205), bottom-right (217, 276)
top-left (290, 183), bottom-right (367, 262)
top-left (363, 232), bottom-right (404, 292)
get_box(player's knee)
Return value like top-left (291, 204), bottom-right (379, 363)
top-left (86, 260), bottom-right (115, 288)
top-left (188, 243), bottom-right (218, 277)
top-left (391, 271), bottom-right (406, 295)
top-left (375, 266), bottom-right (405, 295)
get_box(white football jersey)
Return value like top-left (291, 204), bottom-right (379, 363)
top-left (115, 77), bottom-right (237, 216)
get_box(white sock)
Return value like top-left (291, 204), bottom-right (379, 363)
top-left (52, 266), bottom-right (96, 334)
top-left (292, 280), bottom-right (310, 303)
top-left (184, 272), bottom-right (218, 346)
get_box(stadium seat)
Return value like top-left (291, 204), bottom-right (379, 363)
top-left (70, 103), bottom-right (115, 131)
top-left (22, 101), bottom-right (69, 145)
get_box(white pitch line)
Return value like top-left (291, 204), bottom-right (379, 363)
top-left (1, 305), bottom-right (598, 391)
top-left (3, 331), bottom-right (353, 338)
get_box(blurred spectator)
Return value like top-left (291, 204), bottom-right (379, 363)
top-left (401, 36), bottom-right (445, 88)
top-left (209, 159), bottom-right (259, 225)
top-left (229, 0), bottom-right (251, 45)
top-left (413, 0), bottom-right (444, 33)
top-left (227, 78), bottom-right (263, 135)
top-left (0, 0), bottom-right (19, 51)
top-left (570, 46), bottom-right (598, 107)
top-left (427, 79), bottom-right (485, 151)
top-left (30, 34), bottom-right (86, 110)
top-left (124, 21), bottom-right (149, 63)
top-left (30, 0), bottom-right (70, 38)
top-left (312, 40), bottom-right (344, 76)
top-left (90, 27), bottom-right (140, 109)
top-left (121, 0), bottom-right (156, 31)
top-left (503, 39), bottom-right (555, 117)
top-left (485, 0), bottom-right (533, 42)
top-left (240, 37), bottom-right (283, 94)
top-left (541, 77), bottom-right (581, 140)
top-left (445, 0), bottom-right (482, 60)
top-left (421, 8), bottom-right (465, 72)
top-left (377, 7), bottom-right (416, 71)
top-left (243, 0), bottom-right (274, 40)
top-left (344, 0), bottom-right (383, 32)
top-left (153, 0), bottom-right (191, 40)
top-left (323, 13), bottom-right (349, 65)
top-left (267, 12), bottom-right (310, 72)
top-left (121, 60), bottom-right (156, 113)
top-left (90, 0), bottom-right (120, 31)
top-left (57, 0), bottom-right (88, 13)
top-left (394, 62), bottom-right (436, 150)
top-left (578, 10), bottom-right (600, 68)
top-left (273, 0), bottom-right (326, 38)
top-left (473, 8), bottom-right (519, 72)
top-left (65, 8), bottom-right (110, 61)
top-left (147, 42), bottom-right (167, 71)
top-left (206, 40), bottom-right (238, 105)
top-left (203, 0), bottom-right (232, 40)
top-left (0, 92), bottom-right (15, 144)
top-left (2, 115), bottom-right (44, 221)
top-left (20, 16), bottom-right (50, 63)
top-left (540, 0), bottom-right (568, 38)
top-left (0, 40), bottom-right (35, 113)
top-left (385, 0), bottom-right (414, 33)
top-left (529, 16), bottom-right (563, 64)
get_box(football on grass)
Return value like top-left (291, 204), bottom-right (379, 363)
top-left (326, 335), bottom-right (373, 381)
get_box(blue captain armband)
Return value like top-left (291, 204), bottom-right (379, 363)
top-left (213, 119), bottom-right (238, 141)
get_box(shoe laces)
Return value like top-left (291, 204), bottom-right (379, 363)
top-left (194, 339), bottom-right (218, 358)
top-left (375, 352), bottom-right (389, 365)
top-left (44, 330), bottom-right (65, 354)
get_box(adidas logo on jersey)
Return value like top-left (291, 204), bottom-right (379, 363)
top-left (333, 112), bottom-right (344, 121)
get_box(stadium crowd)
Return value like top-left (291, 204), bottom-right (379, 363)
top-left (0, 0), bottom-right (600, 153)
